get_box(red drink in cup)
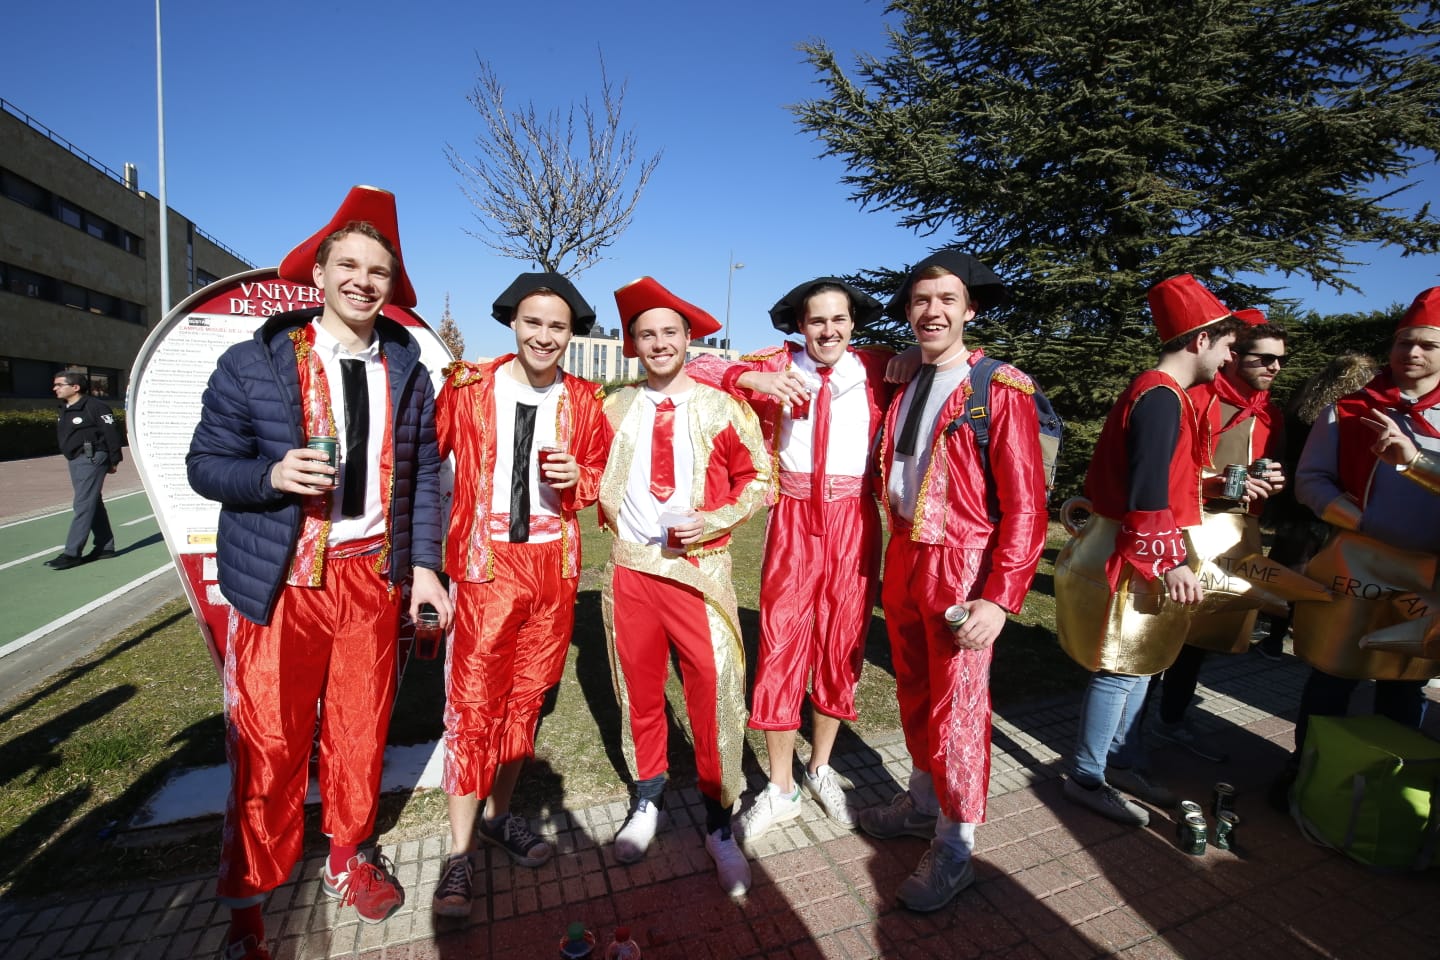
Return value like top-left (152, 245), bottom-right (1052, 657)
top-left (537, 445), bottom-right (564, 484)
top-left (413, 603), bottom-right (443, 660)
top-left (791, 395), bottom-right (811, 420)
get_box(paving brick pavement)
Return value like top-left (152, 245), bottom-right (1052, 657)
top-left (2, 649), bottom-right (1437, 959)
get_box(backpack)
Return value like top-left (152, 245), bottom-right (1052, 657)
top-left (1292, 714), bottom-right (1440, 870)
top-left (943, 355), bottom-right (1063, 521)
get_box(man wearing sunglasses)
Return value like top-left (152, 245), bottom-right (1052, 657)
top-left (1151, 311), bottom-right (1288, 763)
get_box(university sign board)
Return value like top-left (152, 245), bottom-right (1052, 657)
top-left (126, 269), bottom-right (454, 673)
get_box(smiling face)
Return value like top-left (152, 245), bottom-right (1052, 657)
top-left (799, 289), bottom-right (855, 367)
top-left (312, 231), bottom-right (394, 337)
top-left (631, 307), bottom-right (690, 383)
top-left (510, 291), bottom-right (574, 385)
top-left (906, 272), bottom-right (975, 361)
top-left (1391, 326), bottom-right (1440, 394)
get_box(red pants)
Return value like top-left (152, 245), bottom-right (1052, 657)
top-left (881, 536), bottom-right (994, 824)
top-left (443, 539), bottom-right (575, 797)
top-left (609, 564), bottom-right (732, 804)
top-left (218, 554), bottom-right (400, 902)
top-left (750, 493), bottom-right (880, 728)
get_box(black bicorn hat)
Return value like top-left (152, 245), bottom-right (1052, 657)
top-left (883, 250), bottom-right (1011, 321)
top-left (767, 277), bottom-right (885, 335)
top-left (492, 272), bottom-right (597, 335)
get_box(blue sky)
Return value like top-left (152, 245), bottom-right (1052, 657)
top-left (6, 1), bottom-right (1438, 359)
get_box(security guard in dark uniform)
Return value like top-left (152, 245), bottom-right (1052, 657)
top-left (49, 369), bottom-right (123, 570)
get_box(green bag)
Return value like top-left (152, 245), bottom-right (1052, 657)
top-left (1293, 714), bottom-right (1440, 870)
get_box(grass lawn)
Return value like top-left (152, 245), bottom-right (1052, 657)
top-left (0, 511), bottom-right (1083, 900)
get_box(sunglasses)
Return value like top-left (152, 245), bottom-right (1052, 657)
top-left (1241, 352), bottom-right (1287, 368)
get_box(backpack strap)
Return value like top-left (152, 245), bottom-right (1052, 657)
top-left (945, 355), bottom-right (1003, 521)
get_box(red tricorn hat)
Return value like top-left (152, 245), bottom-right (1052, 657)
top-left (1399, 286), bottom-right (1440, 331)
top-left (1233, 308), bottom-right (1267, 326)
top-left (1147, 274), bottom-right (1234, 344)
top-left (613, 277), bottom-right (721, 358)
top-left (277, 185), bottom-right (417, 308)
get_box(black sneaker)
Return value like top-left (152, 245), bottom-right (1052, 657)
top-left (88, 546), bottom-right (117, 561)
top-left (49, 554), bottom-right (85, 570)
top-left (479, 812), bottom-right (553, 867)
top-left (432, 853), bottom-right (474, 918)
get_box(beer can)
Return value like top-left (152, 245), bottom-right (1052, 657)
top-left (943, 604), bottom-right (970, 632)
top-left (306, 435), bottom-right (339, 485)
top-left (1249, 457), bottom-right (1272, 479)
top-left (1221, 464), bottom-right (1248, 499)
top-left (1178, 812), bottom-right (1208, 856)
top-left (1213, 810), bottom-right (1239, 851)
top-left (1179, 800), bottom-right (1202, 818)
top-left (1212, 781), bottom-right (1236, 818)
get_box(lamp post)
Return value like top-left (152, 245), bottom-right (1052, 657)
top-left (724, 253), bottom-right (744, 352)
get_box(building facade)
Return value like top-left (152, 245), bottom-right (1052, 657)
top-left (1, 100), bottom-right (252, 409)
top-left (565, 326), bottom-right (738, 385)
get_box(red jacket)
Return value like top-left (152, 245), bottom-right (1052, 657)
top-left (687, 342), bottom-right (894, 465)
top-left (436, 355), bottom-right (609, 582)
top-left (878, 351), bottom-right (1048, 613)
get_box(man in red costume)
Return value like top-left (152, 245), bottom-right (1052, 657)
top-left (598, 277), bottom-right (770, 897)
top-left (1286, 287), bottom-right (1440, 772)
top-left (687, 277), bottom-right (893, 838)
top-left (431, 273), bottom-right (610, 918)
top-left (1057, 275), bottom-right (1240, 829)
top-left (857, 250), bottom-right (1048, 912)
top-left (1153, 311), bottom-right (1288, 761)
top-left (188, 187), bottom-right (453, 960)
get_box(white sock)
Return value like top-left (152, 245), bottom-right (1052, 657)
top-left (935, 812), bottom-right (976, 860)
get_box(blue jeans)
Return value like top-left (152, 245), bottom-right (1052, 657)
top-left (1071, 671), bottom-right (1151, 787)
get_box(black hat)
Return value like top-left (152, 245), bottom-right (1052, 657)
top-left (884, 250), bottom-right (1010, 321)
top-left (492, 272), bottom-right (597, 335)
top-left (768, 277), bottom-right (884, 335)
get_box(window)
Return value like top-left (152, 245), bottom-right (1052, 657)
top-left (56, 199), bottom-right (83, 229)
top-left (0, 166), bottom-right (144, 257)
top-left (0, 260), bottom-right (144, 324)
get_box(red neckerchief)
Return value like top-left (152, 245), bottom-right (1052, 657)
top-left (1211, 372), bottom-right (1273, 433)
top-left (1335, 370), bottom-right (1440, 501)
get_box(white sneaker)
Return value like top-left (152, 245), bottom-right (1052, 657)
top-left (614, 799), bottom-right (661, 864)
top-left (803, 765), bottom-right (856, 828)
top-left (705, 826), bottom-right (752, 897)
top-left (735, 781), bottom-right (802, 841)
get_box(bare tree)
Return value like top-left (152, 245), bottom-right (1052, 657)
top-left (436, 292), bottom-right (465, 360)
top-left (445, 54), bottom-right (662, 277)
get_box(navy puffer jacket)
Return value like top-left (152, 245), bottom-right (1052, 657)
top-left (187, 308), bottom-right (443, 625)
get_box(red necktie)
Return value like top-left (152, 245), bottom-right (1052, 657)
top-left (809, 367), bottom-right (833, 536)
top-left (650, 397), bottom-right (676, 502)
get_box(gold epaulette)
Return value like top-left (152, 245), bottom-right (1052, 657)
top-left (740, 345), bottom-right (786, 362)
top-left (443, 359), bottom-right (486, 387)
top-left (991, 367), bottom-right (1036, 395)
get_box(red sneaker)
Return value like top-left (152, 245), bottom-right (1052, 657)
top-left (222, 934), bottom-right (272, 960)
top-left (322, 853), bottom-right (404, 923)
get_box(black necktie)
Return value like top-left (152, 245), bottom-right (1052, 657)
top-left (511, 403), bottom-right (538, 542)
top-left (340, 359), bottom-right (368, 517)
top-left (896, 363), bottom-right (937, 456)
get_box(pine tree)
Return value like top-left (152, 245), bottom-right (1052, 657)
top-left (437, 293), bottom-right (465, 360)
top-left (797, 0), bottom-right (1440, 495)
